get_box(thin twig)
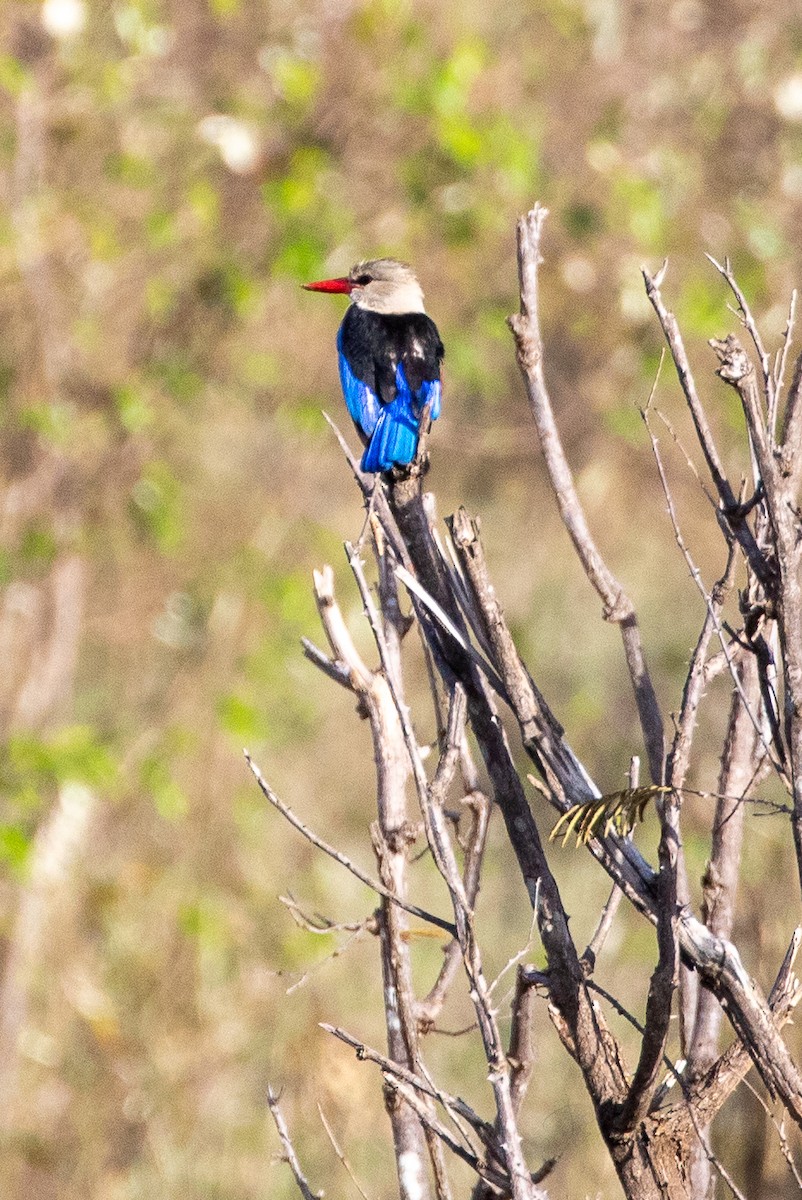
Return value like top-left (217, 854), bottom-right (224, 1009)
top-left (321, 1024), bottom-right (495, 1143)
top-left (709, 332), bottom-right (802, 908)
top-left (780, 349), bottom-right (802, 485)
top-left (332, 535), bottom-right (451, 1200)
top-left (301, 637), bottom-right (353, 688)
top-left (280, 893), bottom-right (373, 935)
top-left (394, 564), bottom-right (509, 698)
top-left (245, 754), bottom-right (456, 936)
top-left (613, 780), bottom-right (679, 1133)
top-left (738, 1078), bottom-right (802, 1192)
top-left (317, 1103), bottom-right (374, 1200)
top-left (643, 392), bottom-right (742, 1060)
top-left (642, 412), bottom-right (787, 786)
top-left (705, 253), bottom-right (773, 420)
top-left (650, 404), bottom-right (718, 510)
top-left (685, 1101), bottom-right (750, 1200)
top-left (339, 557), bottom-right (545, 1200)
top-left (488, 906), bottom-right (538, 997)
top-left (384, 1075), bottom-right (513, 1193)
top-left (267, 1086), bottom-right (323, 1200)
top-left (687, 653), bottom-right (762, 1076)
top-left (322, 411), bottom-right (415, 572)
top-left (642, 266), bottom-right (769, 587)
top-left (510, 205), bottom-right (665, 782)
top-left (284, 925), bottom-right (370, 997)
top-left (417, 781), bottom-right (491, 1029)
top-left (773, 289), bottom-right (797, 435)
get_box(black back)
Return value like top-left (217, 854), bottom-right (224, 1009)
top-left (340, 306), bottom-right (444, 405)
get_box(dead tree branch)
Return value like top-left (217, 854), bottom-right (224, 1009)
top-left (267, 1086), bottom-right (323, 1200)
top-left (266, 203), bottom-right (802, 1199)
top-left (508, 204), bottom-right (665, 783)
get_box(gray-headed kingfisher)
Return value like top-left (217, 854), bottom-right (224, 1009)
top-left (304, 259), bottom-right (444, 473)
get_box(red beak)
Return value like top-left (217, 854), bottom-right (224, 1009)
top-left (302, 276), bottom-right (353, 294)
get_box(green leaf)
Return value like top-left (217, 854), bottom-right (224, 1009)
top-left (114, 383), bottom-right (154, 433)
top-left (104, 152), bottom-right (154, 189)
top-left (130, 462), bottom-right (185, 553)
top-left (0, 825), bottom-right (31, 875)
top-left (270, 54), bottom-right (320, 108)
top-left (0, 54), bottom-right (29, 97)
top-left (140, 754), bottom-right (189, 820)
top-left (6, 728), bottom-right (117, 790)
top-left (20, 525), bottom-right (58, 569)
top-left (217, 694), bottom-right (267, 742)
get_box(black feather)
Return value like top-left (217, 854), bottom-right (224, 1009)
top-left (340, 307), bottom-right (444, 406)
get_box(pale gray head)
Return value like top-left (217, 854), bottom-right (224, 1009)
top-left (348, 259), bottom-right (426, 315)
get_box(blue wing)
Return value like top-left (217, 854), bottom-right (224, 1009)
top-left (361, 363), bottom-right (420, 473)
top-left (336, 321), bottom-right (443, 474)
top-left (337, 326), bottom-right (381, 437)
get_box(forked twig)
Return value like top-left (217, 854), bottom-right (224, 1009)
top-left (321, 1024), bottom-right (494, 1143)
top-left (245, 754), bottom-right (455, 936)
top-left (267, 1086), bottom-right (323, 1200)
top-left (641, 411), bottom-right (787, 786)
top-left (705, 253), bottom-right (773, 417)
top-left (510, 204), bottom-right (665, 783)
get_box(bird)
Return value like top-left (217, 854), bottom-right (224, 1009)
top-left (303, 258), bottom-right (444, 474)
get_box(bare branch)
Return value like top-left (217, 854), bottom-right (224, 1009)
top-left (581, 758), bottom-right (640, 972)
top-left (508, 966), bottom-right (538, 1117)
top-left (779, 348), bottom-right (802, 485)
top-left (301, 637), bottom-right (353, 688)
top-left (709, 335), bottom-right (772, 476)
top-left (614, 785), bottom-right (679, 1133)
top-left (706, 253), bottom-right (775, 430)
top-left (738, 1079), bottom-right (802, 1192)
top-left (343, 537), bottom-right (546, 1197)
top-left (320, 1024), bottom-right (495, 1144)
top-left (394, 563), bottom-right (508, 698)
top-left (267, 1086), bottom-right (323, 1200)
top-left (509, 205), bottom-right (665, 782)
top-left (280, 894), bottom-right (373, 935)
top-left (643, 410), bottom-right (786, 786)
top-left (646, 400), bottom-right (740, 791)
top-left (384, 1075), bottom-right (515, 1194)
top-left (346, 551), bottom-right (545, 1200)
top-left (321, 542), bottom-right (455, 1200)
top-left (306, 213), bottom-right (802, 1192)
top-left (417, 781), bottom-right (491, 1030)
top-left (642, 267), bottom-right (769, 588)
top-left (773, 289), bottom-right (797, 434)
top-left (687, 654), bottom-right (761, 1075)
top-left (245, 754), bottom-right (455, 936)
top-left (710, 334), bottom-right (802, 901)
top-left (683, 928), bottom-right (802, 1127)
top-left (317, 1104), bottom-right (374, 1200)
top-left (679, 914), bottom-right (802, 1128)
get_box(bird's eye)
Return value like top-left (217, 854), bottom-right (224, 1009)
top-left (355, 274), bottom-right (372, 286)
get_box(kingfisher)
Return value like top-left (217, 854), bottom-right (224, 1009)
top-left (304, 259), bottom-right (444, 474)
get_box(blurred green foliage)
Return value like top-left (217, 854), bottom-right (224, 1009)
top-left (0, 0), bottom-right (801, 1196)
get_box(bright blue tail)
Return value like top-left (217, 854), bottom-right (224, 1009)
top-left (361, 394), bottom-right (419, 473)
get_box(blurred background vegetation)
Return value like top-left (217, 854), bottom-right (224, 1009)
top-left (1, 0), bottom-right (802, 1196)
